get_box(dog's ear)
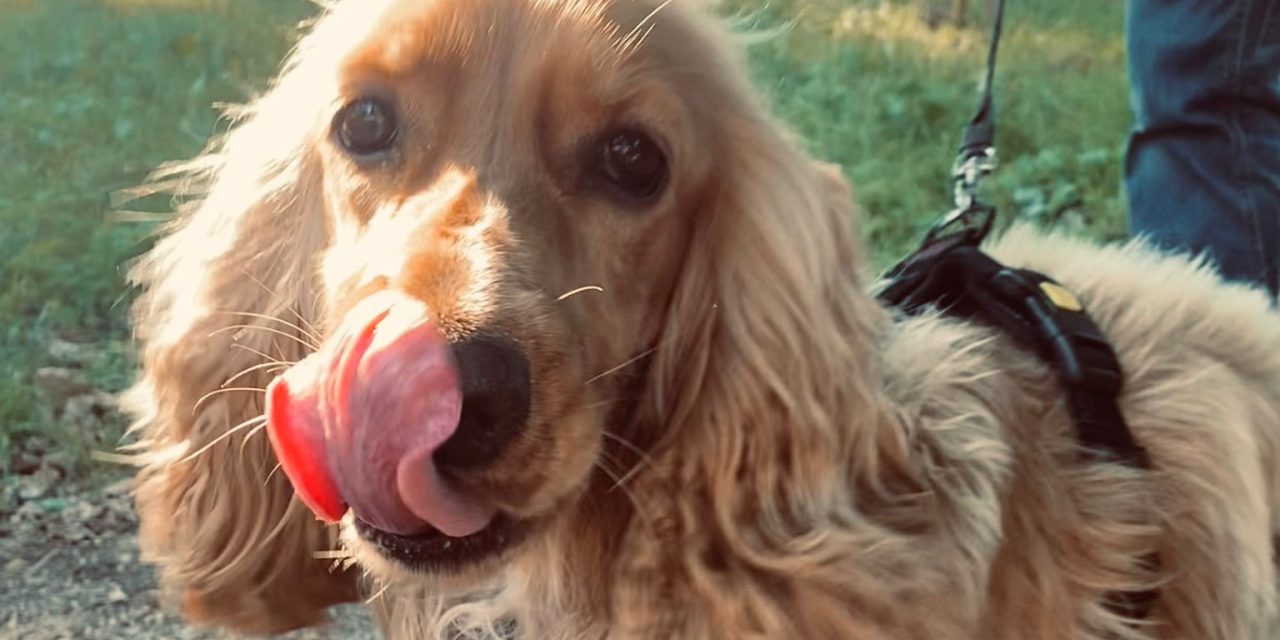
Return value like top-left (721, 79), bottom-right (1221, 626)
top-left (647, 111), bottom-right (891, 539)
top-left (121, 54), bottom-right (357, 633)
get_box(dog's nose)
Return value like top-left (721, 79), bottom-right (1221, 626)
top-left (433, 334), bottom-right (532, 469)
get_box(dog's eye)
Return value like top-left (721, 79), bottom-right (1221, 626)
top-left (334, 98), bottom-right (398, 157)
top-left (597, 129), bottom-right (668, 202)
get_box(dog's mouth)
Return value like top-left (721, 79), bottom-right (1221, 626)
top-left (353, 512), bottom-right (528, 572)
top-left (264, 290), bottom-right (537, 572)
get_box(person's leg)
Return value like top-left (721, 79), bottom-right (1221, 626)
top-left (1125, 0), bottom-right (1280, 297)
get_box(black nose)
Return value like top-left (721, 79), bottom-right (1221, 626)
top-left (433, 334), bottom-right (532, 469)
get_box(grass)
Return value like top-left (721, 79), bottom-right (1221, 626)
top-left (0, 0), bottom-right (316, 472)
top-left (739, 0), bottom-right (1132, 265)
top-left (0, 0), bottom-right (1132, 475)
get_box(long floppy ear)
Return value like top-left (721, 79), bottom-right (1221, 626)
top-left (648, 99), bottom-right (906, 552)
top-left (120, 38), bottom-right (357, 633)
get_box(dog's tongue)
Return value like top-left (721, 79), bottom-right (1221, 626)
top-left (265, 291), bottom-right (496, 537)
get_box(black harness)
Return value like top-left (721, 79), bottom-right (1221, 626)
top-left (877, 233), bottom-right (1149, 468)
top-left (875, 0), bottom-right (1158, 620)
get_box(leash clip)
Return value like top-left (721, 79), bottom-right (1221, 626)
top-left (952, 145), bottom-right (997, 212)
top-left (921, 145), bottom-right (999, 248)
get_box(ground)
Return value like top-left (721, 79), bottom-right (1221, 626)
top-left (0, 0), bottom-right (1129, 637)
top-left (0, 473), bottom-right (378, 640)
top-left (1, 343), bottom-right (377, 639)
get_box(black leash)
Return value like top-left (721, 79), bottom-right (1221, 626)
top-left (875, 0), bottom-right (1159, 622)
top-left (959, 0), bottom-right (1005, 175)
top-left (919, 0), bottom-right (1007, 252)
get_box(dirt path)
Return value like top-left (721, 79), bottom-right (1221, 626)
top-left (0, 475), bottom-right (378, 640)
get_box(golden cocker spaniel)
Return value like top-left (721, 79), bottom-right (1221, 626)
top-left (123, 0), bottom-right (1280, 638)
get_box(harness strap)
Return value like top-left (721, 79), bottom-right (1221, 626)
top-left (880, 245), bottom-right (1150, 467)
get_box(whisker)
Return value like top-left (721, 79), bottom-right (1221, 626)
top-left (584, 348), bottom-right (655, 385)
top-left (556, 285), bottom-right (604, 301)
top-left (609, 458), bottom-right (648, 491)
top-left (593, 455), bottom-right (654, 534)
top-left (230, 342), bottom-right (292, 366)
top-left (598, 434), bottom-right (652, 493)
top-left (629, 23), bottom-right (657, 54)
top-left (365, 582), bottom-right (392, 605)
top-left (210, 323), bottom-right (319, 351)
top-left (270, 336), bottom-right (286, 364)
top-left (600, 430), bottom-right (654, 468)
top-left (264, 463), bottom-right (283, 485)
top-left (215, 310), bottom-right (323, 346)
top-left (192, 387), bottom-right (266, 415)
top-left (619, 0), bottom-right (675, 54)
top-left (582, 397), bottom-right (620, 411)
top-left (237, 422), bottom-right (269, 455)
top-left (221, 361), bottom-right (291, 389)
top-left (238, 268), bottom-right (322, 336)
top-left (313, 549), bottom-right (354, 560)
top-left (176, 414), bottom-right (267, 465)
top-left (317, 546), bottom-right (355, 573)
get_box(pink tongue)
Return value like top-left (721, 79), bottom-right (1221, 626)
top-left (265, 291), bottom-right (497, 537)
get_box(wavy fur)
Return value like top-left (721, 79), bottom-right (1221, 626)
top-left (125, 0), bottom-right (1280, 638)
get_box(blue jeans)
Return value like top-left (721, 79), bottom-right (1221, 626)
top-left (1125, 0), bottom-right (1280, 298)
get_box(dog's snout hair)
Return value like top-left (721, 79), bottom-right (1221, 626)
top-left (321, 170), bottom-right (504, 335)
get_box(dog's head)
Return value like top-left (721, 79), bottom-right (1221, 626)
top-left (131, 0), bottom-right (866, 620)
top-left (258, 0), bottom-right (741, 581)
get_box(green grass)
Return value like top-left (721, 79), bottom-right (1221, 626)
top-left (0, 0), bottom-right (1132, 474)
top-left (737, 0), bottom-right (1132, 265)
top-left (0, 0), bottom-right (317, 471)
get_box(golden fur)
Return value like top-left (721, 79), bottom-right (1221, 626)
top-left (123, 0), bottom-right (1280, 637)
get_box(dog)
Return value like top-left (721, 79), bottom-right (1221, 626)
top-left (122, 0), bottom-right (1280, 637)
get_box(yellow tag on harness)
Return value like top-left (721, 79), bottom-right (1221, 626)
top-left (1039, 282), bottom-right (1083, 312)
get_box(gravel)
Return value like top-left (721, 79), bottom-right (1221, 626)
top-left (0, 474), bottom-right (379, 640)
top-left (3, 342), bottom-right (379, 640)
